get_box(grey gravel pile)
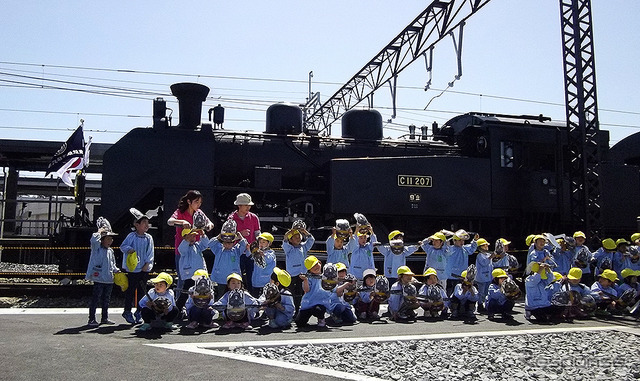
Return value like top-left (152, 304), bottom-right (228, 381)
top-left (229, 331), bottom-right (640, 380)
top-left (0, 262), bottom-right (59, 273)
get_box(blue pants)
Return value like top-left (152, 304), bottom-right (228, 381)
top-left (188, 306), bottom-right (214, 325)
top-left (89, 282), bottom-right (113, 321)
top-left (265, 307), bottom-right (292, 327)
top-left (486, 299), bottom-right (514, 315)
top-left (331, 304), bottom-right (357, 323)
top-left (476, 282), bottom-right (490, 307)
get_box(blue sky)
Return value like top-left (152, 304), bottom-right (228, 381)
top-left (1, 1), bottom-right (638, 147)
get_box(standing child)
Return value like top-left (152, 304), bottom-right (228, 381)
top-left (421, 232), bottom-right (450, 289)
top-left (213, 273), bottom-right (260, 329)
top-left (377, 230), bottom-right (418, 286)
top-left (485, 268), bottom-right (515, 320)
top-left (259, 267), bottom-right (295, 329)
top-left (185, 269), bottom-right (218, 329)
top-left (85, 218), bottom-right (119, 327)
top-left (474, 238), bottom-right (493, 312)
top-left (449, 269), bottom-right (479, 319)
top-left (138, 272), bottom-right (178, 331)
top-left (553, 237), bottom-right (574, 276)
top-left (208, 220), bottom-right (249, 297)
top-left (283, 220), bottom-right (315, 307)
top-left (120, 208), bottom-right (155, 324)
top-left (176, 229), bottom-right (210, 313)
top-left (527, 235), bottom-right (557, 268)
top-left (296, 255), bottom-right (331, 327)
top-left (249, 232), bottom-right (277, 297)
top-left (572, 231), bottom-right (594, 286)
top-left (445, 231), bottom-right (479, 296)
top-left (349, 222), bottom-right (377, 280)
top-left (388, 266), bottom-right (420, 321)
top-left (592, 238), bottom-right (617, 277)
top-left (326, 219), bottom-right (352, 266)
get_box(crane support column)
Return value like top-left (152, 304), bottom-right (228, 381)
top-left (559, 0), bottom-right (603, 238)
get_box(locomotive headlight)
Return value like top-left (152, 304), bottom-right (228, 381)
top-left (542, 178), bottom-right (549, 186)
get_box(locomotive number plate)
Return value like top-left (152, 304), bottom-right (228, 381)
top-left (397, 175), bottom-right (432, 187)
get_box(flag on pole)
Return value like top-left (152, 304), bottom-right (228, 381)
top-left (45, 124), bottom-right (88, 187)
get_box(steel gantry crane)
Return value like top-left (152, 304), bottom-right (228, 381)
top-left (304, 0), bottom-right (603, 236)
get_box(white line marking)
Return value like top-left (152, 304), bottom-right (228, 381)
top-left (148, 342), bottom-right (387, 381)
top-left (0, 307), bottom-right (125, 315)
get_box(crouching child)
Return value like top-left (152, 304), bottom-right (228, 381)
top-left (486, 269), bottom-right (517, 320)
top-left (138, 272), bottom-right (178, 331)
top-left (213, 273), bottom-right (260, 330)
top-left (259, 267), bottom-right (295, 329)
top-left (418, 268), bottom-right (448, 319)
top-left (449, 269), bottom-right (479, 319)
top-left (185, 269), bottom-right (218, 329)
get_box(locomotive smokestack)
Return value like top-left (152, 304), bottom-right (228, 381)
top-left (170, 82), bottom-right (210, 130)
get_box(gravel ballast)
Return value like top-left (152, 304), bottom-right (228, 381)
top-left (228, 330), bottom-right (640, 381)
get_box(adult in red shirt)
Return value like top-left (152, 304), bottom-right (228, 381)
top-left (167, 190), bottom-right (214, 285)
top-left (228, 193), bottom-right (261, 290)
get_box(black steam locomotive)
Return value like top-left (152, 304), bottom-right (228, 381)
top-left (101, 82), bottom-right (640, 251)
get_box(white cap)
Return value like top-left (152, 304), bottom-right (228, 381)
top-left (362, 269), bottom-right (377, 278)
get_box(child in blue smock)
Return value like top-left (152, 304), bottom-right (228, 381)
top-left (355, 268), bottom-right (381, 320)
top-left (450, 269), bottom-right (479, 319)
top-left (377, 230), bottom-right (418, 286)
top-left (138, 272), bottom-right (178, 331)
top-left (474, 238), bottom-right (493, 311)
top-left (485, 268), bottom-right (515, 320)
top-left (389, 266), bottom-right (420, 321)
top-left (420, 232), bottom-right (451, 289)
top-left (524, 262), bottom-right (556, 322)
top-left (185, 269), bottom-right (218, 329)
top-left (349, 224), bottom-right (377, 280)
top-left (590, 269), bottom-right (618, 317)
top-left (176, 228), bottom-right (210, 312)
top-left (618, 268), bottom-right (640, 295)
top-left (418, 268), bottom-right (449, 318)
top-left (249, 232), bottom-right (277, 297)
top-left (208, 230), bottom-right (248, 297)
top-left (328, 265), bottom-right (358, 325)
top-left (213, 273), bottom-right (259, 329)
top-left (553, 238), bottom-right (574, 276)
top-left (572, 231), bottom-right (594, 285)
top-left (120, 210), bottom-right (155, 324)
top-left (296, 255), bottom-right (331, 327)
top-left (527, 235), bottom-right (557, 268)
top-left (259, 267), bottom-right (295, 329)
top-left (445, 232), bottom-right (479, 297)
top-left (592, 238), bottom-right (618, 277)
top-left (326, 219), bottom-right (352, 266)
top-left (283, 221), bottom-right (315, 308)
top-left (85, 226), bottom-right (119, 327)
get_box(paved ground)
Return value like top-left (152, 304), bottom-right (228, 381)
top-left (1, 304), bottom-right (638, 381)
